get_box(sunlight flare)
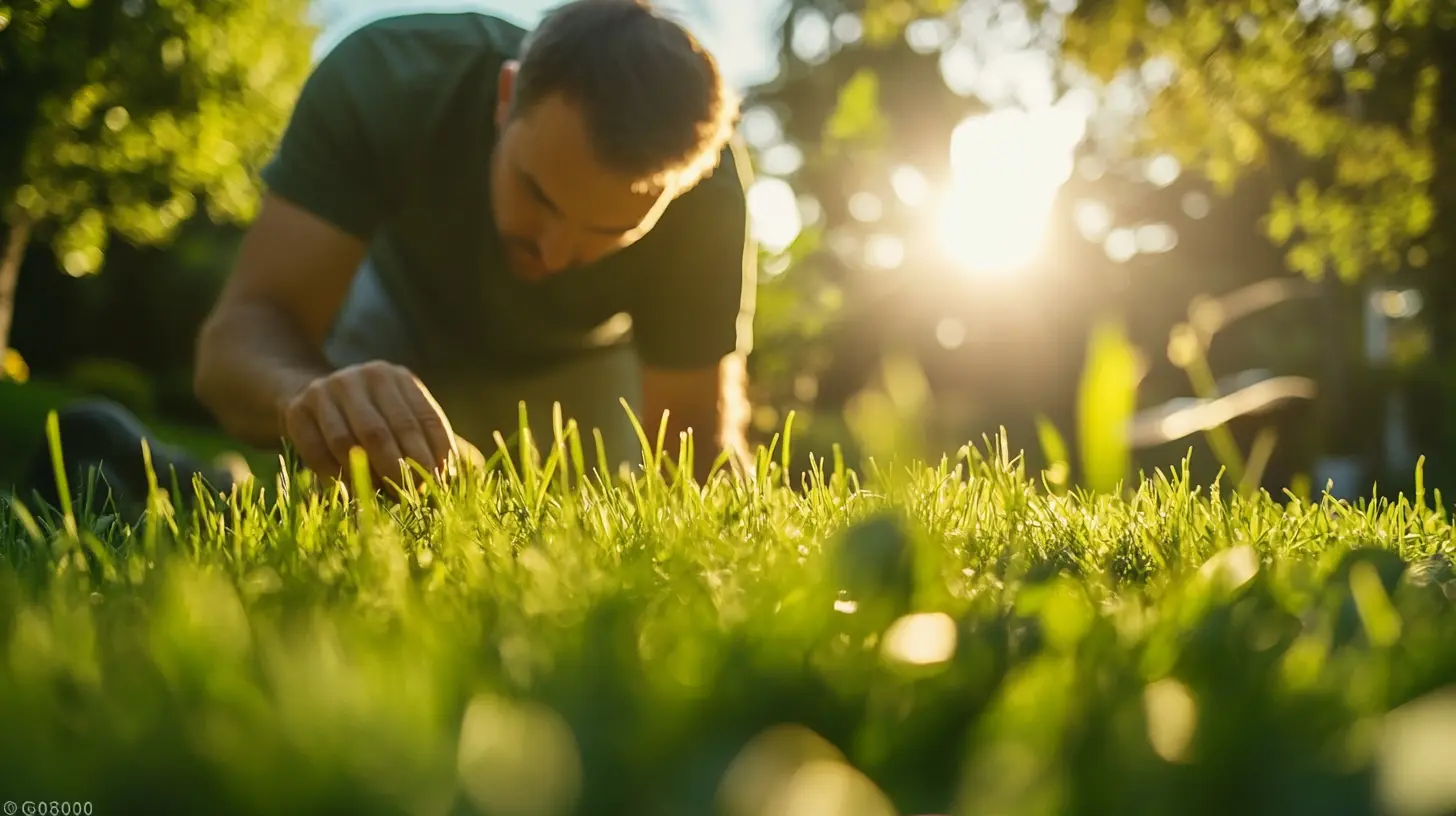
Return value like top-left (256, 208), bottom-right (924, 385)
top-left (938, 105), bottom-right (1083, 276)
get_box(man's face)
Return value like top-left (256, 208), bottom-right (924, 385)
top-left (491, 63), bottom-right (671, 282)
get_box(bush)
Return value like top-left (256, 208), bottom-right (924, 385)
top-left (65, 357), bottom-right (157, 419)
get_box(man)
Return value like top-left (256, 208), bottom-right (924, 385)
top-left (188, 0), bottom-right (756, 490)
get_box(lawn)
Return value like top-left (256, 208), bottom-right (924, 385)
top-left (1, 425), bottom-right (1455, 815)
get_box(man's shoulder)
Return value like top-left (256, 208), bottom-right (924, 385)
top-left (320, 10), bottom-right (528, 79)
top-left (261, 10), bottom-right (526, 238)
top-left (622, 135), bottom-right (753, 275)
top-left (668, 135), bottom-right (753, 220)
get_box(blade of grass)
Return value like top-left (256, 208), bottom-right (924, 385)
top-left (1238, 428), bottom-right (1278, 497)
top-left (782, 411), bottom-right (796, 490)
top-left (44, 411), bottom-right (78, 541)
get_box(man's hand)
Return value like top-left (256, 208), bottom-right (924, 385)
top-left (280, 361), bottom-right (457, 485)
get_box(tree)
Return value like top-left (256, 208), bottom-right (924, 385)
top-left (0, 0), bottom-right (314, 366)
top-left (1052, 0), bottom-right (1442, 283)
top-left (744, 0), bottom-right (1110, 465)
top-left (1044, 0), bottom-right (1456, 492)
top-left (746, 0), bottom-right (1378, 484)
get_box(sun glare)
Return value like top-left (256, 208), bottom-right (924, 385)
top-left (938, 105), bottom-right (1084, 277)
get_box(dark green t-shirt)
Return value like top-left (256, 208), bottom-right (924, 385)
top-left (259, 11), bottom-right (756, 381)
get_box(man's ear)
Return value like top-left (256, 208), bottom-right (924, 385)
top-left (496, 60), bottom-right (520, 128)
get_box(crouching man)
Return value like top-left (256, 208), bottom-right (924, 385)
top-left (191, 0), bottom-right (758, 490)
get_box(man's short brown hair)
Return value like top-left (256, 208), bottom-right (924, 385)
top-left (511, 0), bottom-right (740, 192)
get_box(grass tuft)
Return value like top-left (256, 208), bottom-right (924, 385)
top-left (2, 415), bottom-right (1455, 815)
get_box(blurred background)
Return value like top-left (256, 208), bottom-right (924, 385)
top-left (2, 0), bottom-right (1450, 499)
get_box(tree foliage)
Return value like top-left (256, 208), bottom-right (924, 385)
top-left (0, 0), bottom-right (314, 353)
top-left (1055, 0), bottom-right (1446, 282)
top-left (745, 0), bottom-right (1382, 482)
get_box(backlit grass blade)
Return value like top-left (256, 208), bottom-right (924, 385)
top-left (1036, 415), bottom-right (1070, 494)
top-left (43, 410), bottom-right (77, 541)
top-left (1077, 320), bottom-right (1141, 496)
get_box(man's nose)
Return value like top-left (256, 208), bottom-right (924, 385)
top-left (538, 221), bottom-right (576, 273)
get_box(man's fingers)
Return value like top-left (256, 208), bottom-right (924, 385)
top-left (373, 378), bottom-right (439, 474)
top-left (280, 364), bottom-right (459, 492)
top-left (332, 378), bottom-right (406, 481)
top-left (396, 378), bottom-right (456, 468)
top-left (311, 397), bottom-right (362, 470)
top-left (284, 408), bottom-right (342, 477)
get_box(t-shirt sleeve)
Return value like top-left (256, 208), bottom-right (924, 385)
top-left (259, 26), bottom-right (402, 239)
top-left (630, 149), bottom-right (758, 370)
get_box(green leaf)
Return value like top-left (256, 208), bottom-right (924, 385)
top-left (1344, 69), bottom-right (1375, 92)
top-left (1077, 320), bottom-right (1142, 495)
top-left (1349, 561), bottom-right (1402, 648)
top-left (1265, 200), bottom-right (1295, 245)
top-left (1055, 0), bottom-right (1438, 286)
top-left (6, 0), bottom-right (314, 283)
top-left (1036, 416), bottom-right (1071, 491)
top-left (1287, 242), bottom-right (1325, 279)
top-left (1407, 194), bottom-right (1434, 235)
top-left (862, 0), bottom-right (915, 45)
top-left (824, 69), bottom-right (886, 147)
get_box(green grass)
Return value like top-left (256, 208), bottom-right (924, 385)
top-left (2, 416), bottom-right (1455, 816)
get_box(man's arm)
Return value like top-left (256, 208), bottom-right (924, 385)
top-left (631, 140), bottom-right (757, 484)
top-left (193, 22), bottom-right (461, 483)
top-left (195, 194), bottom-right (460, 481)
top-left (194, 194), bottom-right (364, 446)
top-left (641, 353), bottom-right (750, 485)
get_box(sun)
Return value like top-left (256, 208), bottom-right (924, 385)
top-left (937, 106), bottom-right (1083, 277)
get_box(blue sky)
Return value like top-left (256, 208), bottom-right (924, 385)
top-left (310, 0), bottom-right (784, 89)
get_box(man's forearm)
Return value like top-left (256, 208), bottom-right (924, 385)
top-left (194, 299), bottom-right (333, 448)
top-left (695, 355), bottom-right (751, 483)
top-left (719, 352), bottom-right (751, 469)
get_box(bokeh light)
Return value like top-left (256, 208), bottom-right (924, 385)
top-left (832, 12), bottom-right (863, 45)
top-left (936, 318), bottom-right (967, 350)
top-left (939, 44), bottom-right (979, 97)
top-left (1379, 289), bottom-right (1424, 319)
top-left (1378, 688), bottom-right (1456, 816)
top-left (741, 107), bottom-right (782, 149)
top-left (791, 8), bottom-right (833, 64)
top-left (906, 19), bottom-right (952, 54)
top-left (864, 234), bottom-right (906, 270)
top-left (759, 143), bottom-right (804, 176)
top-left (797, 194), bottom-right (824, 227)
top-left (1181, 191), bottom-right (1211, 219)
top-left (748, 178), bottom-right (803, 254)
top-left (1074, 199), bottom-right (1113, 241)
top-left (882, 612), bottom-right (958, 666)
top-left (1145, 154), bottom-right (1181, 187)
top-left (1104, 228), bottom-right (1138, 262)
top-left (1135, 223), bottom-right (1179, 254)
top-left (1141, 56), bottom-right (1177, 91)
top-left (1144, 679), bottom-right (1198, 763)
top-left (718, 725), bottom-right (896, 816)
top-left (848, 191), bottom-right (884, 223)
top-left (457, 693), bottom-right (582, 816)
top-left (891, 165), bottom-right (930, 206)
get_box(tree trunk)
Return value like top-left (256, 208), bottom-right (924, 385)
top-left (0, 215), bottom-right (32, 361)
